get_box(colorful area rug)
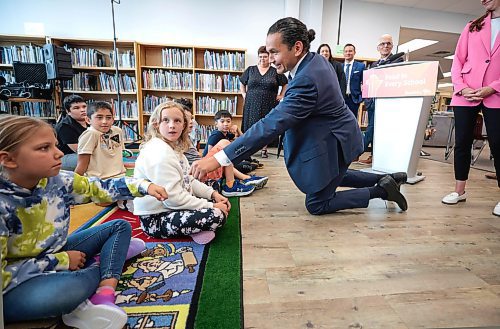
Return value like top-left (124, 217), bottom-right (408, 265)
top-left (75, 197), bottom-right (243, 329)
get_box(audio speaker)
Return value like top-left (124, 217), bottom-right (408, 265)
top-left (43, 44), bottom-right (73, 80)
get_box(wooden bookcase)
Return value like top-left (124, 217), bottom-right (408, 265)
top-left (49, 37), bottom-right (140, 142)
top-left (0, 34), bottom-right (56, 121)
top-left (136, 43), bottom-right (246, 140)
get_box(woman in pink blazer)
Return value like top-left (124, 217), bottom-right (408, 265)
top-left (442, 0), bottom-right (500, 216)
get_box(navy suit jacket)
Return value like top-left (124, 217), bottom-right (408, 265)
top-left (223, 52), bottom-right (363, 194)
top-left (343, 60), bottom-right (365, 103)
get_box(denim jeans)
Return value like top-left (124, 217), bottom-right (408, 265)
top-left (61, 153), bottom-right (78, 171)
top-left (4, 220), bottom-right (132, 323)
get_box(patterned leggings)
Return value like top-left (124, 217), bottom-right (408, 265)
top-left (139, 208), bottom-right (226, 238)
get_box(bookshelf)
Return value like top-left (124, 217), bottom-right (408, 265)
top-left (0, 34), bottom-right (56, 121)
top-left (49, 37), bottom-right (140, 142)
top-left (136, 43), bottom-right (246, 140)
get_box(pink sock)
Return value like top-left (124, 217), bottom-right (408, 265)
top-left (89, 285), bottom-right (116, 306)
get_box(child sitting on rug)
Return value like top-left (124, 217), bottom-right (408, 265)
top-left (133, 101), bottom-right (230, 244)
top-left (203, 110), bottom-right (262, 173)
top-left (74, 101), bottom-right (132, 211)
top-left (179, 99), bottom-right (268, 193)
top-left (0, 115), bottom-right (168, 328)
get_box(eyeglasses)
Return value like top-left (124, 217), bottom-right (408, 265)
top-left (378, 42), bottom-right (393, 47)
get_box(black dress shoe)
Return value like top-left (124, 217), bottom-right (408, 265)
top-left (378, 175), bottom-right (408, 211)
top-left (390, 172), bottom-right (407, 188)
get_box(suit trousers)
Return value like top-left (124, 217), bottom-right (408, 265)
top-left (305, 159), bottom-right (382, 215)
top-left (453, 104), bottom-right (500, 187)
top-left (363, 101), bottom-right (375, 153)
top-left (344, 95), bottom-right (360, 119)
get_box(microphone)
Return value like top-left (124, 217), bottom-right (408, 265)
top-left (385, 52), bottom-right (405, 64)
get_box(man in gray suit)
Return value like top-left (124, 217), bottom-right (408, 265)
top-left (191, 17), bottom-right (408, 214)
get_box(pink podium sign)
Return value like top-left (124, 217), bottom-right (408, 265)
top-left (362, 61), bottom-right (439, 98)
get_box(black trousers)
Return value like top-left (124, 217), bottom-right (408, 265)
top-left (453, 104), bottom-right (500, 187)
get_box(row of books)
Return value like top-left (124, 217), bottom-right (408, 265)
top-left (143, 94), bottom-right (170, 114)
top-left (195, 73), bottom-right (240, 92)
top-left (0, 71), bottom-right (14, 83)
top-left (63, 73), bottom-right (137, 92)
top-left (142, 70), bottom-right (193, 91)
top-left (0, 44), bottom-right (44, 64)
top-left (195, 95), bottom-right (237, 115)
top-left (122, 122), bottom-right (139, 141)
top-left (112, 99), bottom-right (138, 120)
top-left (203, 50), bottom-right (245, 71)
top-left (0, 101), bottom-right (55, 118)
top-left (110, 50), bottom-right (135, 68)
top-left (196, 124), bottom-right (217, 144)
top-left (65, 46), bottom-right (106, 67)
top-left (162, 48), bottom-right (193, 68)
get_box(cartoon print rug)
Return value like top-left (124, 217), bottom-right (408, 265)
top-left (77, 197), bottom-right (243, 329)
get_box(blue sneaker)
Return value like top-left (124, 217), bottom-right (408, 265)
top-left (242, 175), bottom-right (268, 189)
top-left (222, 180), bottom-right (255, 197)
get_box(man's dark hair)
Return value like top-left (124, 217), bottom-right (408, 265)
top-left (344, 43), bottom-right (356, 51)
top-left (87, 101), bottom-right (113, 118)
top-left (214, 110), bottom-right (232, 121)
top-left (267, 17), bottom-right (316, 52)
top-left (63, 94), bottom-right (85, 112)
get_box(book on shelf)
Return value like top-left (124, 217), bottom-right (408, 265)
top-left (0, 70), bottom-right (15, 83)
top-left (0, 44), bottom-right (44, 64)
top-left (63, 72), bottom-right (137, 92)
top-left (121, 122), bottom-right (139, 141)
top-left (197, 124), bottom-right (217, 144)
top-left (142, 69), bottom-right (193, 90)
top-left (143, 94), bottom-right (173, 114)
top-left (110, 49), bottom-right (135, 68)
top-left (196, 95), bottom-right (237, 115)
top-left (203, 50), bottom-right (244, 71)
top-left (64, 46), bottom-right (106, 67)
top-left (195, 73), bottom-right (241, 92)
top-left (112, 99), bottom-right (138, 120)
top-left (162, 48), bottom-right (193, 68)
top-left (0, 100), bottom-right (55, 118)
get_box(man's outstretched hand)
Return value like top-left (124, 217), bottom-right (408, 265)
top-left (190, 156), bottom-right (221, 180)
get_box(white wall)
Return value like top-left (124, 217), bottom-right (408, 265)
top-left (0, 0), bottom-right (477, 63)
top-left (321, 0), bottom-right (476, 59)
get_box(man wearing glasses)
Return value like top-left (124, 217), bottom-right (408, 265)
top-left (358, 34), bottom-right (404, 165)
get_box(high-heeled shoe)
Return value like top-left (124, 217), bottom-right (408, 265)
top-left (261, 149), bottom-right (268, 158)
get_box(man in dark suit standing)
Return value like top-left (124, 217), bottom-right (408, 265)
top-left (343, 43), bottom-right (365, 119)
top-left (191, 17), bottom-right (408, 215)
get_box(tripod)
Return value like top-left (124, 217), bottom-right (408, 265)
top-left (111, 0), bottom-right (141, 145)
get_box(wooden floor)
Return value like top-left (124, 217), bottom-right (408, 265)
top-left (241, 153), bottom-right (500, 329)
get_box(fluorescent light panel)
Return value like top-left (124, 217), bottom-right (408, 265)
top-left (398, 38), bottom-right (438, 53)
top-left (438, 83), bottom-right (453, 88)
top-left (443, 72), bottom-right (451, 77)
top-left (445, 54), bottom-right (454, 59)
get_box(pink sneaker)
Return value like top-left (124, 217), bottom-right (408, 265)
top-left (190, 231), bottom-right (216, 244)
top-left (62, 299), bottom-right (127, 329)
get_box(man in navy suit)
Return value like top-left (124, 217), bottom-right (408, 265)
top-left (191, 17), bottom-right (408, 215)
top-left (343, 43), bottom-right (365, 119)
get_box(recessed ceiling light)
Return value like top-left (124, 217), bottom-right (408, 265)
top-left (438, 83), bottom-right (453, 88)
top-left (397, 39), bottom-right (438, 53)
top-left (444, 54), bottom-right (454, 59)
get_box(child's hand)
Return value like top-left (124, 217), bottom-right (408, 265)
top-left (213, 201), bottom-right (229, 216)
top-left (212, 192), bottom-right (231, 211)
top-left (148, 184), bottom-right (168, 201)
top-left (67, 250), bottom-right (86, 271)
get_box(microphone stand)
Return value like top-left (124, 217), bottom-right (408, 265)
top-left (110, 0), bottom-right (141, 144)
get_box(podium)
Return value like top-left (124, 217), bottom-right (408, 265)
top-left (362, 61), bottom-right (442, 184)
